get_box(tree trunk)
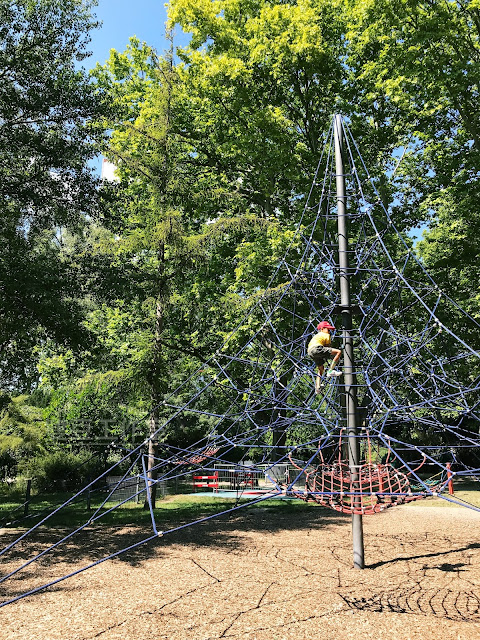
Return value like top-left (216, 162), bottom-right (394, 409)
top-left (144, 244), bottom-right (165, 510)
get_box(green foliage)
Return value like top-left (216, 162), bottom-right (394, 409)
top-left (347, 0), bottom-right (480, 325)
top-left (2, 0), bottom-right (480, 462)
top-left (169, 0), bottom-right (347, 219)
top-left (44, 370), bottom-right (146, 449)
top-left (21, 450), bottom-right (107, 492)
top-left (0, 393), bottom-right (47, 476)
top-left (0, 0), bottom-right (111, 389)
top-left (417, 189), bottom-right (480, 350)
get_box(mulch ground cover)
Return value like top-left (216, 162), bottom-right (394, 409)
top-left (1, 503), bottom-right (479, 640)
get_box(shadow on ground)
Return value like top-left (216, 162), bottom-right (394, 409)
top-left (0, 500), bottom-right (344, 606)
top-left (340, 584), bottom-right (480, 623)
top-left (368, 542), bottom-right (480, 569)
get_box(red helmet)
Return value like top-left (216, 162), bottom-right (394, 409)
top-left (317, 321), bottom-right (335, 330)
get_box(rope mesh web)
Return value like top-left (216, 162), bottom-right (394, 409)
top-left (1, 116), bottom-right (480, 606)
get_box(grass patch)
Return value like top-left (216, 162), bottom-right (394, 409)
top-left (410, 491), bottom-right (480, 509)
top-left (0, 490), bottom-right (314, 530)
top-left (409, 479), bottom-right (480, 509)
top-left (2, 479), bottom-right (479, 531)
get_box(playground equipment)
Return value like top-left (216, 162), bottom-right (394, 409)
top-left (1, 115), bottom-right (479, 606)
top-left (192, 472), bottom-right (219, 492)
top-left (288, 432), bottom-right (432, 514)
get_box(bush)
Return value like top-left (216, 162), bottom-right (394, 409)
top-left (22, 450), bottom-right (107, 492)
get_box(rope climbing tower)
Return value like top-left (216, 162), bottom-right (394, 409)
top-left (1, 114), bottom-right (480, 606)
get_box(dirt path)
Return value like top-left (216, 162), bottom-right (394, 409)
top-left (1, 505), bottom-right (480, 639)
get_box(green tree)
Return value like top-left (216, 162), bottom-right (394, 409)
top-left (0, 0), bottom-right (109, 389)
top-left (0, 392), bottom-right (46, 477)
top-left (347, 0), bottom-right (480, 327)
top-left (92, 39), bottom-right (264, 504)
top-left (168, 0), bottom-right (347, 217)
top-left (37, 0), bottom-right (480, 473)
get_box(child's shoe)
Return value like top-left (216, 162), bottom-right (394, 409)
top-left (326, 369), bottom-right (342, 378)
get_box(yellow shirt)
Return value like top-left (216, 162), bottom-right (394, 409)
top-left (308, 330), bottom-right (331, 350)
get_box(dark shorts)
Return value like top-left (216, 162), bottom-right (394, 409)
top-left (308, 345), bottom-right (333, 366)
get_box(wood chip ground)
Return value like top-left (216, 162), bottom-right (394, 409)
top-left (1, 504), bottom-right (480, 639)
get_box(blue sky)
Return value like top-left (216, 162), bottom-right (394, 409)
top-left (87, 0), bottom-right (189, 69)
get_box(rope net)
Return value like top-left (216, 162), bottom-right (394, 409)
top-left (288, 432), bottom-right (432, 514)
top-left (1, 116), bottom-right (480, 607)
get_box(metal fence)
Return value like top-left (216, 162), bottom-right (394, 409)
top-left (105, 463), bottom-right (309, 501)
top-left (105, 475), bottom-right (168, 503)
top-left (191, 463), bottom-right (309, 493)
top-left (105, 476), bottom-right (143, 503)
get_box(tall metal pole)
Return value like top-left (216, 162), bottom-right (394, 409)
top-left (334, 114), bottom-right (365, 569)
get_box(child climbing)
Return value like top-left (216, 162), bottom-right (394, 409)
top-left (307, 321), bottom-right (342, 393)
